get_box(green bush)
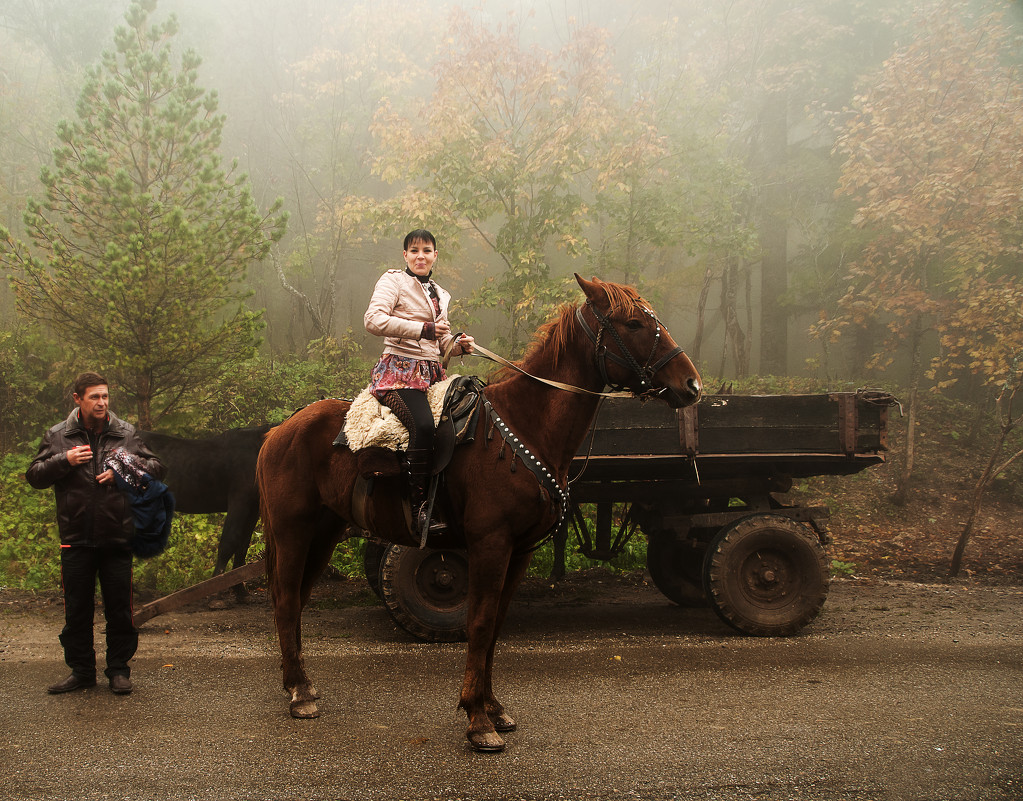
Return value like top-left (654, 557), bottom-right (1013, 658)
top-left (0, 450), bottom-right (250, 594)
top-left (0, 451), bottom-right (62, 590)
top-left (181, 333), bottom-right (376, 432)
top-left (0, 328), bottom-right (70, 452)
top-left (133, 514), bottom-right (226, 593)
top-left (528, 536), bottom-right (647, 577)
top-left (527, 503), bottom-right (650, 578)
top-left (329, 537), bottom-right (368, 578)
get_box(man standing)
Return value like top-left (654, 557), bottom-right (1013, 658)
top-left (27, 372), bottom-right (165, 695)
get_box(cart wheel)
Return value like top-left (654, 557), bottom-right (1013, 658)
top-left (704, 515), bottom-right (828, 637)
top-left (379, 544), bottom-right (468, 642)
top-left (362, 539), bottom-right (388, 598)
top-left (646, 532), bottom-right (708, 607)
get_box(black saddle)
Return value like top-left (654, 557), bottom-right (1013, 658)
top-left (431, 375), bottom-right (486, 473)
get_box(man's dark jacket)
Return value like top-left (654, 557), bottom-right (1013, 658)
top-left (26, 410), bottom-right (165, 548)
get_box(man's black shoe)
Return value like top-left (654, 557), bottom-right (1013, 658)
top-left (109, 675), bottom-right (133, 695)
top-left (47, 674), bottom-right (97, 694)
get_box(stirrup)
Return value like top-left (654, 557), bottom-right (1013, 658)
top-left (415, 479), bottom-right (446, 548)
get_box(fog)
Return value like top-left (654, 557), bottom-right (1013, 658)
top-left (1, 0), bottom-right (1021, 388)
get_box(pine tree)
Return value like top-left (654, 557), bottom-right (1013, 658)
top-left (1, 0), bottom-right (287, 427)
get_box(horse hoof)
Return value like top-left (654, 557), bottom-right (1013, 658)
top-left (468, 730), bottom-right (506, 753)
top-left (491, 712), bottom-right (517, 733)
top-left (290, 700), bottom-right (320, 719)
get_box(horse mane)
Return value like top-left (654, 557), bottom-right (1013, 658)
top-left (491, 280), bottom-right (647, 381)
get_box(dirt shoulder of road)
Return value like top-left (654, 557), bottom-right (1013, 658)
top-left (3, 570), bottom-right (1022, 660)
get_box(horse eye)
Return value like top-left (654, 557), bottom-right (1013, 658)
top-left (626, 319), bottom-right (643, 331)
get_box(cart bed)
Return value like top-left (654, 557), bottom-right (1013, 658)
top-left (572, 390), bottom-right (895, 488)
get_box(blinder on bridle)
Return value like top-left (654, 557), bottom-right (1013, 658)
top-left (575, 300), bottom-right (685, 397)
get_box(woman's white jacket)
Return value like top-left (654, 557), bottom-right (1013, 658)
top-left (364, 269), bottom-right (467, 362)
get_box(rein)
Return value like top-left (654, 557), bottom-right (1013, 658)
top-left (468, 342), bottom-right (633, 399)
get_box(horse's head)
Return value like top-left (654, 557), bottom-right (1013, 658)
top-left (575, 274), bottom-right (702, 408)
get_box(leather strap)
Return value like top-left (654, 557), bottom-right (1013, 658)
top-left (467, 342), bottom-right (633, 399)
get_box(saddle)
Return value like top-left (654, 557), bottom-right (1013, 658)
top-left (336, 375), bottom-right (485, 477)
top-left (344, 376), bottom-right (485, 548)
top-left (433, 374), bottom-right (485, 468)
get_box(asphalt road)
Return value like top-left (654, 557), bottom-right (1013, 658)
top-left (1, 578), bottom-right (1021, 801)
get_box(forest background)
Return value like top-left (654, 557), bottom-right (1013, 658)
top-left (0, 0), bottom-right (1021, 593)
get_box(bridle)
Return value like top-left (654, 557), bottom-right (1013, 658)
top-left (574, 300), bottom-right (685, 397)
top-left (449, 298), bottom-right (694, 546)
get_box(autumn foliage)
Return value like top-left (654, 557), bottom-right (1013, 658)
top-left (831, 0), bottom-right (1023, 390)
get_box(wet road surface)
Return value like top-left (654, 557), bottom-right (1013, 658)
top-left (1, 579), bottom-right (1021, 800)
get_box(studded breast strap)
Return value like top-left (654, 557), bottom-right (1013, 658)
top-left (482, 398), bottom-right (568, 549)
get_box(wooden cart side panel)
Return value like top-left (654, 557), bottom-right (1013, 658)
top-left (584, 393), bottom-right (890, 458)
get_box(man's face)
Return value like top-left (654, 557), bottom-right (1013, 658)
top-left (74, 384), bottom-right (109, 428)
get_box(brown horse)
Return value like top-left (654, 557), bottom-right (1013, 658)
top-left (256, 274), bottom-right (702, 752)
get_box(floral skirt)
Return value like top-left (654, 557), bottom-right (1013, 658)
top-left (369, 354), bottom-right (445, 400)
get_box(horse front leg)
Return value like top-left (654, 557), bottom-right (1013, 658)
top-left (459, 544), bottom-right (514, 752)
top-left (482, 550), bottom-right (532, 735)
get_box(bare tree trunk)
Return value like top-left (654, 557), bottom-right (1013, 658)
top-left (758, 94), bottom-right (789, 376)
top-left (949, 443), bottom-right (999, 578)
top-left (719, 257), bottom-right (749, 378)
top-left (691, 265), bottom-right (714, 365)
top-left (891, 383), bottom-right (916, 506)
top-left (137, 379), bottom-right (153, 431)
top-left (892, 318), bottom-right (924, 506)
top-left (950, 383), bottom-right (1022, 577)
top-left (741, 259), bottom-right (753, 376)
top-left (271, 248), bottom-right (327, 338)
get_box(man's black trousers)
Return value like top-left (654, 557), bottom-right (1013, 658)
top-left (59, 545), bottom-right (137, 680)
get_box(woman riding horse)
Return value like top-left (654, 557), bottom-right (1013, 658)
top-left (258, 274), bottom-right (702, 752)
top-left (364, 229), bottom-right (474, 533)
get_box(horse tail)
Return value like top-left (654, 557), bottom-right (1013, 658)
top-left (263, 511), bottom-right (278, 607)
top-left (256, 431), bottom-right (279, 607)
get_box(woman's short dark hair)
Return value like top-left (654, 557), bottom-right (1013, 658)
top-left (73, 371), bottom-right (108, 398)
top-left (403, 229), bottom-right (436, 251)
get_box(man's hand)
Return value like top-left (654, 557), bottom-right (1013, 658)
top-left (66, 445), bottom-right (92, 466)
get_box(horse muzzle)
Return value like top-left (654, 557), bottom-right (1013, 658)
top-left (654, 377), bottom-right (702, 409)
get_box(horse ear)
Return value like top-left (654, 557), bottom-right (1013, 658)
top-left (574, 274), bottom-right (605, 305)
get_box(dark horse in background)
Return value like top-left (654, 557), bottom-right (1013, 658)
top-left (141, 425), bottom-right (270, 595)
top-left (256, 275), bottom-right (702, 752)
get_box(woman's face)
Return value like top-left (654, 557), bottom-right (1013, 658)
top-left (403, 239), bottom-right (437, 277)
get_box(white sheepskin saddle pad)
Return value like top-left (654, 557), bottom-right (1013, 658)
top-left (343, 376), bottom-right (458, 452)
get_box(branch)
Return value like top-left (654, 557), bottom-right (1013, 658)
top-left (269, 245), bottom-right (326, 336)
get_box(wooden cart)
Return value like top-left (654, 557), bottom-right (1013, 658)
top-left (364, 390), bottom-right (898, 642)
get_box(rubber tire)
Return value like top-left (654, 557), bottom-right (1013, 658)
top-left (704, 514), bottom-right (829, 637)
top-left (646, 531), bottom-right (709, 607)
top-left (362, 539), bottom-right (388, 598)
top-left (379, 544), bottom-right (468, 642)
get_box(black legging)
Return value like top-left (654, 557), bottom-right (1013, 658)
top-left (381, 389), bottom-right (434, 451)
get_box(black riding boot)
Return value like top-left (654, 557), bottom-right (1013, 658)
top-left (406, 448), bottom-right (441, 534)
